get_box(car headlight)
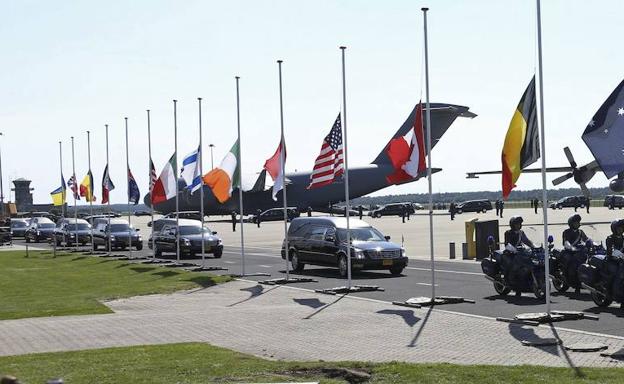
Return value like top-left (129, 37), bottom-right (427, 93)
top-left (354, 249), bottom-right (365, 260)
top-left (110, 235), bottom-right (116, 241)
top-left (183, 238), bottom-right (191, 246)
top-left (401, 248), bottom-right (406, 257)
top-left (37, 231), bottom-right (41, 235)
top-left (217, 239), bottom-right (222, 245)
top-left (70, 233), bottom-right (76, 238)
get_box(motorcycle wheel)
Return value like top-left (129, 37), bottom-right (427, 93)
top-left (552, 270), bottom-right (569, 293)
top-left (590, 290), bottom-right (613, 307)
top-left (533, 283), bottom-right (546, 299)
top-left (493, 278), bottom-right (510, 296)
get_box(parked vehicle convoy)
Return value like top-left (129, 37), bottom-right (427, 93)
top-left (369, 203), bottom-right (414, 218)
top-left (10, 219), bottom-right (29, 238)
top-left (54, 218), bottom-right (93, 246)
top-left (162, 211), bottom-right (203, 221)
top-left (604, 195), bottom-right (624, 210)
top-left (454, 199), bottom-right (492, 214)
top-left (549, 195), bottom-right (590, 209)
top-left (84, 213), bottom-right (121, 224)
top-left (93, 218), bottom-right (143, 251)
top-left (481, 237), bottom-right (547, 299)
top-left (24, 218), bottom-right (56, 243)
top-left (281, 217), bottom-right (408, 277)
top-left (249, 207), bottom-right (300, 223)
top-left (149, 219), bottom-right (223, 258)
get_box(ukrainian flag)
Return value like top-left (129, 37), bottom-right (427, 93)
top-left (501, 76), bottom-right (540, 198)
top-left (50, 175), bottom-right (67, 206)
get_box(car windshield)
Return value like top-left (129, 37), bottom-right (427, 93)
top-left (67, 224), bottom-right (90, 231)
top-left (109, 224), bottom-right (131, 232)
top-left (337, 227), bottom-right (385, 242)
top-left (39, 223), bottom-right (55, 229)
top-left (178, 226), bottom-right (210, 235)
top-left (11, 222), bottom-right (27, 228)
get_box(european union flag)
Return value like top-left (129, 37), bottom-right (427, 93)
top-left (582, 79), bottom-right (624, 178)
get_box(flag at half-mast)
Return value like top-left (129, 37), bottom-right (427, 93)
top-left (501, 76), bottom-right (539, 199)
top-left (101, 165), bottom-right (115, 204)
top-left (149, 158), bottom-right (157, 194)
top-left (151, 153), bottom-right (177, 205)
top-left (307, 114), bottom-right (344, 189)
top-left (203, 139), bottom-right (240, 203)
top-left (385, 102), bottom-right (427, 184)
top-left (181, 146), bottom-right (202, 194)
top-left (128, 168), bottom-right (140, 205)
top-left (80, 170), bottom-right (96, 202)
top-left (263, 137), bottom-right (286, 201)
top-left (68, 174), bottom-right (80, 200)
top-left (50, 175), bottom-right (67, 206)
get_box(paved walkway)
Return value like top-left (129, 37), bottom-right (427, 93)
top-left (1, 280), bottom-right (624, 367)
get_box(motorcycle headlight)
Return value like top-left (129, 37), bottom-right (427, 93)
top-left (354, 249), bottom-right (365, 259)
top-left (138, 236), bottom-right (142, 241)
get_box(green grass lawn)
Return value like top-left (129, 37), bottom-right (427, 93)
top-left (0, 250), bottom-right (231, 320)
top-left (1, 342), bottom-right (623, 383)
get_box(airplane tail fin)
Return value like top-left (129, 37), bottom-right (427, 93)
top-left (372, 103), bottom-right (476, 165)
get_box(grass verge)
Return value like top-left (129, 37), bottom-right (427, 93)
top-left (1, 342), bottom-right (623, 383)
top-left (0, 250), bottom-right (231, 319)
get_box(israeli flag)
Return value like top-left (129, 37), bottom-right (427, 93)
top-left (181, 146), bottom-right (202, 194)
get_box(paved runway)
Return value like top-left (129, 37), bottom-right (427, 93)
top-left (13, 206), bottom-right (624, 338)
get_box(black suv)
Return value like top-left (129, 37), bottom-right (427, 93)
top-left (604, 195), bottom-right (624, 210)
top-left (370, 203), bottom-right (414, 218)
top-left (93, 218), bottom-right (143, 251)
top-left (250, 207), bottom-right (300, 223)
top-left (149, 219), bottom-right (223, 258)
top-left (549, 196), bottom-right (589, 209)
top-left (281, 217), bottom-right (408, 277)
top-left (454, 200), bottom-right (492, 214)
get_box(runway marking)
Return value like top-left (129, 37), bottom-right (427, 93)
top-left (406, 267), bottom-right (482, 276)
top-left (223, 261), bottom-right (235, 264)
top-left (416, 283), bottom-right (439, 287)
top-left (259, 265), bottom-right (272, 268)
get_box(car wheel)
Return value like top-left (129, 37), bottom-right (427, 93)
top-left (290, 250), bottom-right (304, 272)
top-left (533, 283), bottom-right (546, 299)
top-left (136, 243), bottom-right (143, 251)
top-left (154, 245), bottom-right (162, 257)
top-left (34, 236), bottom-right (40, 243)
top-left (56, 239), bottom-right (61, 246)
top-left (482, 208), bottom-right (487, 213)
top-left (374, 213), bottom-right (381, 218)
top-left (213, 249), bottom-right (223, 258)
top-left (93, 244), bottom-right (99, 251)
top-left (389, 265), bottom-right (403, 275)
top-left (457, 209), bottom-right (463, 214)
top-left (337, 254), bottom-right (348, 278)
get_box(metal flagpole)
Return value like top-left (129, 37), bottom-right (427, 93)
top-left (71, 136), bottom-right (78, 252)
top-left (147, 110), bottom-right (155, 259)
top-left (235, 76), bottom-right (246, 276)
top-left (174, 100), bottom-right (180, 264)
top-left (278, 60), bottom-right (290, 281)
top-left (340, 46), bottom-right (352, 289)
top-left (105, 124), bottom-right (111, 256)
top-left (422, 7), bottom-right (436, 300)
top-left (87, 130), bottom-right (94, 253)
top-left (536, 0), bottom-right (551, 314)
top-left (125, 118), bottom-right (132, 260)
top-left (198, 97), bottom-right (206, 267)
top-left (59, 141), bottom-right (64, 219)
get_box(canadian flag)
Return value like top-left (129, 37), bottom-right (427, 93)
top-left (263, 137), bottom-right (286, 201)
top-left (385, 102), bottom-right (427, 184)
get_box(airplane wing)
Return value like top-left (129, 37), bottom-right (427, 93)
top-left (466, 166), bottom-right (573, 178)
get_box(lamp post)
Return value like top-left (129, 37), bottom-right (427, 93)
top-left (208, 144), bottom-right (215, 170)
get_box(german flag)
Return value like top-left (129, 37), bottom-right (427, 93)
top-left (501, 76), bottom-right (540, 198)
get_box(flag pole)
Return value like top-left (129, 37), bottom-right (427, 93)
top-left (71, 136), bottom-right (78, 252)
top-left (125, 117), bottom-right (133, 260)
top-left (198, 97), bottom-right (206, 268)
top-left (147, 110), bottom-right (155, 260)
top-left (87, 130), bottom-right (94, 253)
top-left (105, 124), bottom-right (111, 256)
top-left (340, 46), bottom-right (352, 289)
top-left (59, 141), bottom-right (64, 218)
top-left (235, 76), bottom-right (246, 276)
top-left (536, 0), bottom-right (551, 314)
top-left (277, 60), bottom-right (290, 281)
top-left (174, 100), bottom-right (180, 264)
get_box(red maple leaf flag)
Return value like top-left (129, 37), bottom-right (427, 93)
top-left (385, 102), bottom-right (427, 184)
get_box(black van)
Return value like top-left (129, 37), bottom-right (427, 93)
top-left (604, 195), bottom-right (624, 209)
top-left (455, 199), bottom-right (493, 214)
top-left (281, 217), bottom-right (408, 277)
top-left (370, 203), bottom-right (414, 218)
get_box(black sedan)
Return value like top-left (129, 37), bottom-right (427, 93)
top-left (93, 220), bottom-right (143, 250)
top-left (55, 222), bottom-right (93, 246)
top-left (25, 222), bottom-right (56, 243)
top-left (10, 219), bottom-right (29, 238)
top-left (150, 223), bottom-right (223, 258)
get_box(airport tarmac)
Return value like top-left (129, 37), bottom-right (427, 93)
top-left (11, 206), bottom-right (624, 339)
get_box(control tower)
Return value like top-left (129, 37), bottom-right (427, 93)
top-left (12, 178), bottom-right (33, 212)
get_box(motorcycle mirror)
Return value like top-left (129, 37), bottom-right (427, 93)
top-left (547, 235), bottom-right (554, 243)
top-left (487, 235), bottom-right (495, 246)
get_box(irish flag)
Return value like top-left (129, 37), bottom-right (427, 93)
top-left (151, 153), bottom-right (177, 204)
top-left (203, 139), bottom-right (240, 203)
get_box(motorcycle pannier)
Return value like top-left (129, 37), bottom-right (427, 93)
top-left (578, 263), bottom-right (598, 285)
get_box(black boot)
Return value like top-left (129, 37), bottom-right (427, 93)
top-left (515, 291), bottom-right (522, 297)
top-left (575, 288), bottom-right (581, 295)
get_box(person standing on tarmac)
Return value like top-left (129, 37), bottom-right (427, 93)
top-left (449, 202), bottom-right (456, 221)
top-left (307, 206), bottom-right (312, 217)
top-left (533, 198), bottom-right (539, 214)
top-left (401, 204), bottom-right (406, 223)
top-left (495, 200), bottom-right (500, 216)
top-left (586, 199), bottom-right (591, 214)
top-left (562, 214), bottom-right (588, 248)
top-left (231, 211), bottom-right (237, 232)
top-left (256, 209), bottom-right (262, 228)
top-left (358, 205), bottom-right (363, 220)
top-left (499, 200), bottom-right (504, 218)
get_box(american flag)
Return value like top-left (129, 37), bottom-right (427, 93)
top-left (307, 114), bottom-right (344, 189)
top-left (68, 174), bottom-right (80, 200)
top-left (149, 158), bottom-right (157, 193)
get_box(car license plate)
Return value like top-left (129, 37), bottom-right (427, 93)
top-left (382, 259), bottom-right (393, 266)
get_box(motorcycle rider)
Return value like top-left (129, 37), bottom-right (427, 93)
top-left (562, 214), bottom-right (589, 249)
top-left (606, 219), bottom-right (624, 259)
top-left (503, 216), bottom-right (536, 296)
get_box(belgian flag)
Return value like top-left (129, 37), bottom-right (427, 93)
top-left (501, 76), bottom-right (540, 198)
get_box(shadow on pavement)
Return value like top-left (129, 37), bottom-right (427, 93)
top-left (283, 268), bottom-right (400, 281)
top-left (377, 309), bottom-right (420, 327)
top-left (551, 291), bottom-right (594, 302)
top-left (409, 306), bottom-right (433, 347)
top-left (507, 324), bottom-right (559, 356)
top-left (483, 294), bottom-right (550, 306)
top-left (302, 294), bottom-right (347, 320)
top-left (293, 298), bottom-right (326, 309)
top-left (584, 305), bottom-right (624, 318)
top-left (228, 284), bottom-right (280, 307)
top-left (548, 324), bottom-right (585, 378)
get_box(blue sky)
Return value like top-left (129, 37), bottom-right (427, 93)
top-left (1, 0), bottom-right (623, 204)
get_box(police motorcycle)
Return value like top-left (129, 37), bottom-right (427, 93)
top-left (578, 220), bottom-right (624, 307)
top-left (481, 236), bottom-right (547, 299)
top-left (549, 239), bottom-right (602, 294)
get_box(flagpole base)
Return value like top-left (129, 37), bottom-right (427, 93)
top-left (188, 266), bottom-right (229, 272)
top-left (259, 277), bottom-right (317, 285)
top-left (497, 310), bottom-right (599, 327)
top-left (315, 285), bottom-right (384, 295)
top-left (164, 262), bottom-right (197, 268)
top-left (393, 296), bottom-right (475, 309)
top-left (228, 272), bottom-right (271, 278)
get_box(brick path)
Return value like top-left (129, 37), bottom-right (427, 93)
top-left (1, 280), bottom-right (624, 367)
